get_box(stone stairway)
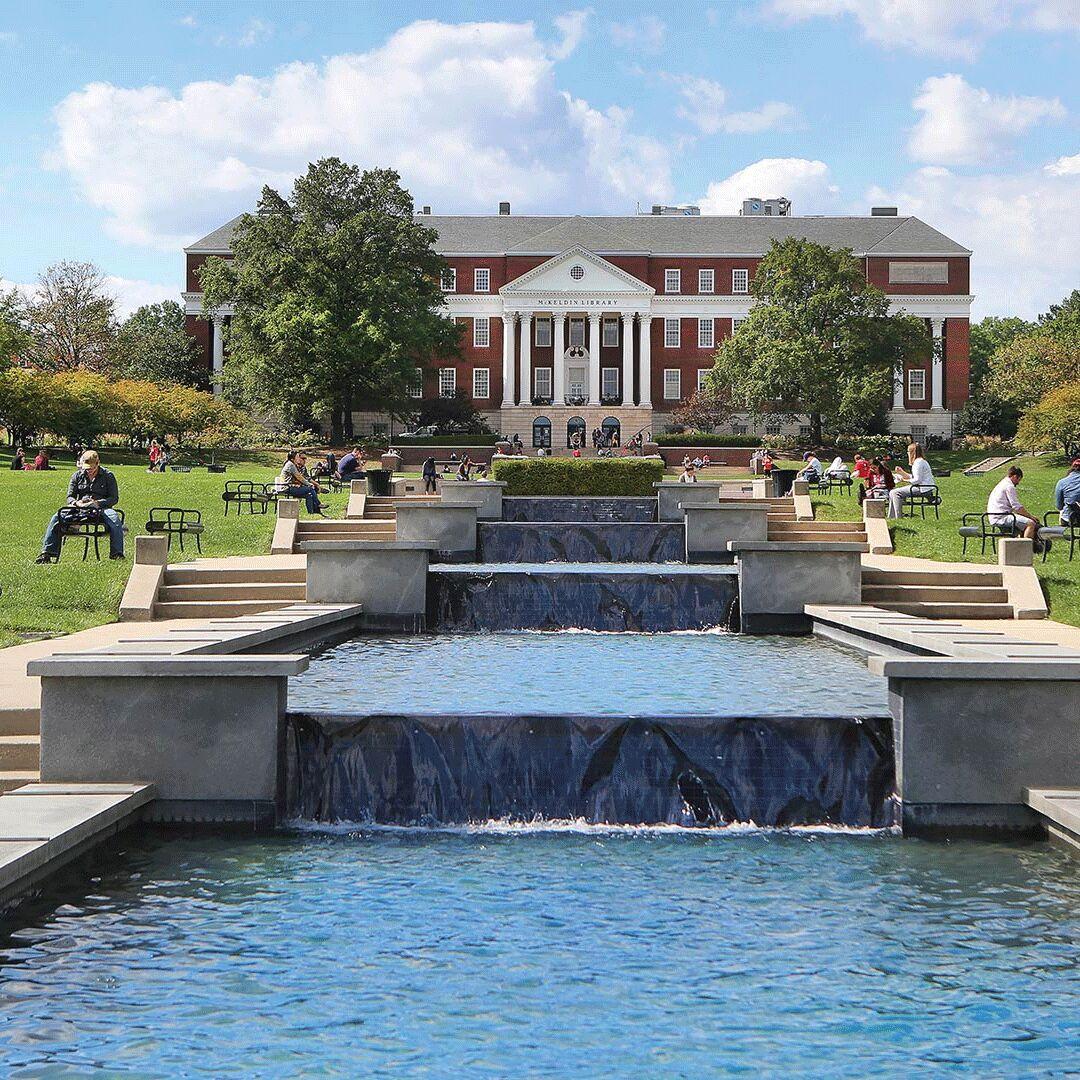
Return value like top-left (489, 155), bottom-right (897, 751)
top-left (0, 710), bottom-right (39, 793)
top-left (295, 517), bottom-right (396, 544)
top-left (768, 518), bottom-right (869, 545)
top-left (154, 561), bottom-right (307, 619)
top-left (861, 566), bottom-right (1013, 619)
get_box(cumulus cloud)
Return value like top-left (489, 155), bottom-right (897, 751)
top-left (669, 75), bottom-right (796, 135)
top-left (698, 157), bottom-right (839, 214)
top-left (909, 74), bottom-right (1065, 165)
top-left (762, 0), bottom-right (1078, 59)
top-left (550, 9), bottom-right (591, 59)
top-left (50, 19), bottom-right (673, 251)
top-left (1045, 151), bottom-right (1080, 176)
top-left (609, 15), bottom-right (666, 52)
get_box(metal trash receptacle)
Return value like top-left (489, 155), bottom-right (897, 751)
top-left (366, 469), bottom-right (392, 496)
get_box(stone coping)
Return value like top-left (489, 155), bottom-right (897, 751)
top-left (441, 480), bottom-right (507, 488)
top-left (681, 502), bottom-right (768, 512)
top-left (27, 654), bottom-right (309, 678)
top-left (869, 656), bottom-right (1080, 680)
top-left (728, 541), bottom-right (869, 553)
top-left (654, 480), bottom-right (729, 489)
top-left (299, 540), bottom-right (438, 551)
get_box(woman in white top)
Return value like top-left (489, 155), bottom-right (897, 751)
top-left (888, 442), bottom-right (934, 518)
top-left (824, 455), bottom-right (848, 478)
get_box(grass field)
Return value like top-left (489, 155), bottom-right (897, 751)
top-left (0, 449), bottom-right (355, 649)
top-left (811, 450), bottom-right (1080, 628)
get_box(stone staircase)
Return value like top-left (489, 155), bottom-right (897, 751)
top-left (0, 709), bottom-right (39, 793)
top-left (295, 516), bottom-right (396, 544)
top-left (861, 566), bottom-right (1014, 619)
top-left (154, 562), bottom-right (307, 619)
top-left (768, 517), bottom-right (868, 545)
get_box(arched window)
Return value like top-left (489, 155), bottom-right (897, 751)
top-left (532, 416), bottom-right (552, 449)
top-left (601, 416), bottom-right (621, 447)
top-left (566, 415), bottom-right (586, 449)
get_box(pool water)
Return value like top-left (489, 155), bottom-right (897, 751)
top-left (290, 632), bottom-right (888, 716)
top-left (1, 829), bottom-right (1077, 1075)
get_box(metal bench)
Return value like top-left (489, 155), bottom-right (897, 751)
top-left (818, 473), bottom-right (853, 496)
top-left (56, 507), bottom-right (126, 562)
top-left (1037, 510), bottom-right (1078, 562)
top-left (960, 512), bottom-right (1034, 556)
top-left (222, 480), bottom-right (274, 516)
top-left (902, 484), bottom-right (942, 519)
top-left (145, 506), bottom-right (204, 554)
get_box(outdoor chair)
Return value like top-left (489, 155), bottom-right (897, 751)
top-left (56, 507), bottom-right (126, 562)
top-left (145, 506), bottom-right (204, 554)
top-left (902, 484), bottom-right (942, 519)
top-left (1037, 510), bottom-right (1078, 562)
top-left (959, 512), bottom-right (1001, 557)
top-left (222, 480), bottom-right (274, 516)
top-left (820, 473), bottom-right (853, 496)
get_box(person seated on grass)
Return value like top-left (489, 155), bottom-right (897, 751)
top-left (32, 448), bottom-right (52, 470)
top-left (10, 447), bottom-right (26, 470)
top-left (474, 461), bottom-right (490, 479)
top-left (456, 456), bottom-right (472, 481)
top-left (275, 450), bottom-right (327, 516)
top-left (888, 442), bottom-right (935, 519)
top-left (852, 454), bottom-right (872, 482)
top-left (36, 450), bottom-right (124, 564)
top-left (679, 462), bottom-right (698, 483)
top-left (987, 466), bottom-right (1040, 543)
top-left (862, 457), bottom-right (895, 503)
top-left (1054, 457), bottom-right (1080, 526)
top-left (798, 451), bottom-right (823, 482)
top-left (337, 446), bottom-right (363, 482)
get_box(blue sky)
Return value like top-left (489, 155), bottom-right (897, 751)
top-left (1, 0), bottom-right (1077, 318)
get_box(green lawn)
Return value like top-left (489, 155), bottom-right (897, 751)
top-left (811, 451), bottom-right (1080, 627)
top-left (0, 449), bottom-right (354, 649)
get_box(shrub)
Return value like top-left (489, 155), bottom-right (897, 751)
top-left (953, 434), bottom-right (1012, 453)
top-left (654, 432), bottom-right (764, 447)
top-left (492, 456), bottom-right (666, 496)
top-left (391, 434), bottom-right (499, 446)
top-left (833, 433), bottom-right (909, 456)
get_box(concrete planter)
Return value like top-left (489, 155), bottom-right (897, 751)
top-left (653, 481), bottom-right (723, 522)
top-left (683, 503), bottom-right (770, 563)
top-left (394, 503), bottom-right (479, 558)
top-left (437, 480), bottom-right (506, 520)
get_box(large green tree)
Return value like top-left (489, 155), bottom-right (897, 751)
top-left (111, 300), bottom-right (200, 385)
top-left (25, 260), bottom-right (117, 372)
top-left (969, 315), bottom-right (1033, 390)
top-left (199, 158), bottom-right (460, 440)
top-left (705, 238), bottom-right (927, 443)
top-left (0, 285), bottom-right (30, 373)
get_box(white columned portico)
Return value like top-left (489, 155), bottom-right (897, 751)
top-left (930, 317), bottom-right (945, 411)
top-left (501, 311), bottom-right (517, 407)
top-left (621, 312), bottom-right (635, 405)
top-left (553, 313), bottom-right (566, 404)
top-left (211, 317), bottom-right (225, 396)
top-left (893, 364), bottom-right (904, 410)
top-left (638, 314), bottom-right (652, 408)
top-left (519, 312), bottom-right (532, 406)
top-left (588, 312), bottom-right (602, 406)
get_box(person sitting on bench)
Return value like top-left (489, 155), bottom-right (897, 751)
top-left (987, 466), bottom-right (1039, 541)
top-left (36, 450), bottom-right (124, 563)
top-left (1054, 457), bottom-right (1080, 525)
top-left (337, 446), bottom-right (364, 482)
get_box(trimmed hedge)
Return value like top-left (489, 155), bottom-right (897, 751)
top-left (492, 457), bottom-right (666, 496)
top-left (655, 432), bottom-right (764, 447)
top-left (391, 434), bottom-right (499, 446)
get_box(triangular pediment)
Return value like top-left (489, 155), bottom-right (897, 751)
top-left (500, 246), bottom-right (653, 295)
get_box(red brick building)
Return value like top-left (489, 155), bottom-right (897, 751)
top-left (183, 206), bottom-right (971, 446)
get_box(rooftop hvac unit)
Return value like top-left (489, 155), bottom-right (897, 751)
top-left (741, 197), bottom-right (792, 217)
top-left (645, 204), bottom-right (701, 216)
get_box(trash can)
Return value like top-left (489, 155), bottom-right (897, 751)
top-left (771, 468), bottom-right (799, 497)
top-left (366, 468), bottom-right (392, 496)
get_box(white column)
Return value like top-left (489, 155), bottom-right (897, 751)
top-left (588, 312), bottom-right (602, 406)
top-left (501, 311), bottom-right (516, 407)
top-left (930, 317), bottom-right (945, 410)
top-left (892, 362), bottom-right (904, 411)
top-left (553, 313), bottom-right (566, 404)
top-left (211, 317), bottom-right (225, 397)
top-left (621, 312), bottom-right (635, 405)
top-left (638, 314), bottom-right (652, 408)
top-left (519, 312), bottom-right (532, 406)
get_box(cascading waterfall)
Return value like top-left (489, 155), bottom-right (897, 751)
top-left (477, 522), bottom-right (685, 563)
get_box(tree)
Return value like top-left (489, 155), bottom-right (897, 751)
top-left (1038, 288), bottom-right (1080, 333)
top-left (25, 261), bottom-right (117, 372)
top-left (199, 158), bottom-right (461, 442)
top-left (669, 385), bottom-right (732, 434)
top-left (112, 301), bottom-right (200, 385)
top-left (0, 286), bottom-right (30, 373)
top-left (416, 389), bottom-right (492, 435)
top-left (986, 330), bottom-right (1080, 412)
top-left (1016, 382), bottom-right (1080, 457)
top-left (705, 238), bottom-right (927, 443)
top-left (969, 315), bottom-right (1033, 390)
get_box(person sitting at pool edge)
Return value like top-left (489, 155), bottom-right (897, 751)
top-left (987, 466), bottom-right (1039, 543)
top-left (1054, 457), bottom-right (1080, 525)
top-left (36, 450), bottom-right (124, 563)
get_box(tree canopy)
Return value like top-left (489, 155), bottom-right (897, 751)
top-left (199, 158), bottom-right (461, 441)
top-left (1016, 382), bottom-right (1080, 457)
top-left (0, 285), bottom-right (30, 372)
top-left (112, 301), bottom-right (200, 385)
top-left (705, 238), bottom-right (926, 442)
top-left (24, 261), bottom-right (116, 372)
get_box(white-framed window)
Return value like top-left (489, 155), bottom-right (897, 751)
top-left (732, 422), bottom-right (748, 436)
top-left (665, 268), bottom-right (681, 294)
top-left (907, 368), bottom-right (926, 400)
top-left (441, 267), bottom-right (456, 292)
top-left (697, 368), bottom-right (710, 393)
top-left (439, 368), bottom-right (457, 397)
top-left (474, 267), bottom-right (490, 292)
top-left (602, 367), bottom-right (619, 399)
top-left (664, 318), bottom-right (681, 348)
top-left (663, 368), bottom-right (681, 400)
top-left (410, 367), bottom-right (424, 399)
top-left (472, 367), bottom-right (490, 399)
top-left (602, 318), bottom-right (619, 347)
top-left (568, 317), bottom-right (585, 347)
top-left (535, 317), bottom-right (552, 347)
top-left (698, 268), bottom-right (715, 294)
top-left (911, 424), bottom-right (928, 440)
top-left (799, 425), bottom-right (812, 440)
top-left (698, 318), bottom-right (714, 349)
top-left (732, 317), bottom-right (747, 333)
top-left (765, 422), bottom-right (781, 436)
top-left (732, 268), bottom-right (749, 294)
top-left (473, 316), bottom-right (490, 348)
top-left (534, 367), bottom-right (552, 399)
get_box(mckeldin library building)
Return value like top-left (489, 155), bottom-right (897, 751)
top-left (183, 200), bottom-right (972, 448)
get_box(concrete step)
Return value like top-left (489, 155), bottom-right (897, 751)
top-left (770, 520), bottom-right (866, 533)
top-left (298, 530), bottom-right (395, 542)
top-left (158, 582), bottom-right (306, 603)
top-left (164, 566), bottom-right (306, 585)
top-left (0, 709), bottom-right (40, 737)
top-left (768, 530), bottom-right (867, 544)
top-left (870, 601), bottom-right (1016, 619)
top-left (0, 771), bottom-right (40, 794)
top-left (862, 585), bottom-right (1010, 604)
top-left (0, 736), bottom-right (40, 772)
top-left (153, 599), bottom-right (301, 619)
top-left (862, 568), bottom-right (1003, 587)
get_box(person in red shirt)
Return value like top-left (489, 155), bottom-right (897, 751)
top-left (853, 453), bottom-right (872, 480)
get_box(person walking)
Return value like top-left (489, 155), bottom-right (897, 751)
top-left (888, 442), bottom-right (935, 518)
top-left (422, 454), bottom-right (438, 494)
top-left (36, 450), bottom-right (124, 563)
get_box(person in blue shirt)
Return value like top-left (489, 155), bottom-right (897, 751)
top-left (1054, 457), bottom-right (1080, 524)
top-left (336, 446), bottom-right (363, 482)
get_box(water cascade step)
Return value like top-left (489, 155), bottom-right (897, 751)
top-left (477, 522), bottom-right (685, 563)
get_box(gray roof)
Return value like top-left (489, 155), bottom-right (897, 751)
top-left (187, 212), bottom-right (969, 257)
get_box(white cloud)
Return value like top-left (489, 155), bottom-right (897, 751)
top-left (909, 74), bottom-right (1065, 165)
top-left (666, 75), bottom-right (796, 135)
top-left (2, 275), bottom-right (176, 319)
top-left (1045, 151), bottom-right (1080, 176)
top-left (550, 9), bottom-right (591, 59)
top-left (762, 0), bottom-right (1078, 59)
top-left (609, 15), bottom-right (666, 52)
top-left (868, 161), bottom-right (1080, 318)
top-left (698, 157), bottom-right (839, 214)
top-left (50, 19), bottom-right (673, 251)
top-left (235, 18), bottom-right (274, 48)
top-left (178, 15), bottom-right (197, 29)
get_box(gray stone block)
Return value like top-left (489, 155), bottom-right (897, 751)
top-left (654, 482), bottom-right (722, 522)
top-left (683, 503), bottom-right (769, 563)
top-left (394, 503), bottom-right (479, 554)
top-left (438, 481), bottom-right (506, 520)
top-left (303, 541), bottom-right (432, 614)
